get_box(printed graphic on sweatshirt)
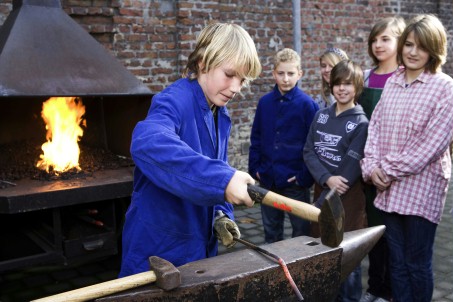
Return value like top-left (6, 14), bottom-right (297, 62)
top-left (314, 130), bottom-right (342, 167)
top-left (345, 121), bottom-right (358, 133)
top-left (317, 113), bottom-right (329, 124)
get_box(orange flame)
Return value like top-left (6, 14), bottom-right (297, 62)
top-left (36, 97), bottom-right (86, 173)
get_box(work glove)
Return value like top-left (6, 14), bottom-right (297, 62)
top-left (214, 216), bottom-right (241, 248)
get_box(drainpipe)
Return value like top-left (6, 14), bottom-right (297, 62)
top-left (292, 0), bottom-right (301, 87)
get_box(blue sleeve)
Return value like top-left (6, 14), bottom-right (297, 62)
top-left (131, 92), bottom-right (236, 206)
top-left (296, 100), bottom-right (319, 187)
top-left (214, 203), bottom-right (235, 220)
top-left (248, 100), bottom-right (262, 179)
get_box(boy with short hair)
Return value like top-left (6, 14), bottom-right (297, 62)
top-left (249, 48), bottom-right (318, 243)
top-left (304, 60), bottom-right (368, 301)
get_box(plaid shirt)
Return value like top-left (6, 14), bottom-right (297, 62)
top-left (361, 68), bottom-right (453, 224)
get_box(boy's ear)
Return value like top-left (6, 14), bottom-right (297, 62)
top-left (271, 69), bottom-right (278, 80)
top-left (299, 69), bottom-right (304, 78)
top-left (198, 61), bottom-right (206, 73)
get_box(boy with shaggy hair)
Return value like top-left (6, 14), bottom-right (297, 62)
top-left (304, 60), bottom-right (368, 301)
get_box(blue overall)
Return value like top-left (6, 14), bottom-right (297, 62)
top-left (119, 78), bottom-right (235, 277)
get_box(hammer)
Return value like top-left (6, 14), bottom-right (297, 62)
top-left (247, 185), bottom-right (345, 247)
top-left (31, 256), bottom-right (180, 302)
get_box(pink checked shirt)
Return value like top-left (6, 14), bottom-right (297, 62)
top-left (361, 67), bottom-right (453, 224)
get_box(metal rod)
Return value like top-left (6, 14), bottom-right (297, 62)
top-left (78, 215), bottom-right (104, 227)
top-left (0, 179), bottom-right (17, 186)
top-left (234, 237), bottom-right (304, 301)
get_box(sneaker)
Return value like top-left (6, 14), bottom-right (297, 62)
top-left (374, 298), bottom-right (390, 302)
top-left (360, 292), bottom-right (377, 302)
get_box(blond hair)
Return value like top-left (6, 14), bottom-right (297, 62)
top-left (397, 14), bottom-right (447, 73)
top-left (273, 48), bottom-right (301, 70)
top-left (183, 23), bottom-right (262, 86)
top-left (319, 48), bottom-right (349, 104)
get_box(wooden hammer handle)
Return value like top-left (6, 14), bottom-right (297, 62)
top-left (31, 270), bottom-right (157, 302)
top-left (247, 184), bottom-right (320, 223)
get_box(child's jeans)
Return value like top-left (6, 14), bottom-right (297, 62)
top-left (261, 184), bottom-right (310, 243)
top-left (336, 265), bottom-right (362, 302)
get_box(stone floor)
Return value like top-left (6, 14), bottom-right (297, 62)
top-left (0, 190), bottom-right (452, 301)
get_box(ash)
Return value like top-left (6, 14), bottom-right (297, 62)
top-left (0, 140), bottom-right (134, 187)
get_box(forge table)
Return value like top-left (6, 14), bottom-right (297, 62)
top-left (0, 167), bottom-right (133, 272)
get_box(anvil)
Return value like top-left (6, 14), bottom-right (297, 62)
top-left (98, 226), bottom-right (385, 302)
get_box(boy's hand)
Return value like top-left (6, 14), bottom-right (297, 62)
top-left (326, 176), bottom-right (349, 195)
top-left (225, 170), bottom-right (255, 207)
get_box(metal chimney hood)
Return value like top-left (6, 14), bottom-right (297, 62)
top-left (0, 0), bottom-right (152, 97)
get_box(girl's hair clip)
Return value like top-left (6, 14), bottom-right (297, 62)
top-left (324, 47), bottom-right (347, 60)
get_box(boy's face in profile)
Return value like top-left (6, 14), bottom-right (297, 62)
top-left (198, 61), bottom-right (245, 107)
top-left (272, 61), bottom-right (302, 95)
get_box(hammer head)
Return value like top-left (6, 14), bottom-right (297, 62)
top-left (149, 256), bottom-right (181, 291)
top-left (318, 190), bottom-right (345, 248)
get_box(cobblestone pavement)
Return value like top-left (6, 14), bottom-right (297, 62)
top-left (1, 189), bottom-right (452, 301)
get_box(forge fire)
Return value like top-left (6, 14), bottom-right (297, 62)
top-left (0, 96), bottom-right (135, 187)
top-left (36, 97), bottom-right (86, 173)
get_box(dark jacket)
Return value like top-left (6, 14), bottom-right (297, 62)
top-left (304, 103), bottom-right (369, 188)
top-left (249, 84), bottom-right (318, 189)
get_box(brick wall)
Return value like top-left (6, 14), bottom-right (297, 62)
top-left (1, 0), bottom-right (452, 171)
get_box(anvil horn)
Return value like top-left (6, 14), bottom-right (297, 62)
top-left (340, 225), bottom-right (386, 281)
